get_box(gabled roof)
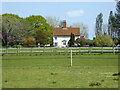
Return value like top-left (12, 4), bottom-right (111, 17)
top-left (53, 27), bottom-right (80, 36)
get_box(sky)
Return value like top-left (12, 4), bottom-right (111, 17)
top-left (2, 1), bottom-right (117, 40)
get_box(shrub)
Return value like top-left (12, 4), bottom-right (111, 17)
top-left (13, 45), bottom-right (23, 48)
top-left (24, 38), bottom-right (36, 47)
top-left (94, 34), bottom-right (114, 47)
top-left (40, 44), bottom-right (44, 47)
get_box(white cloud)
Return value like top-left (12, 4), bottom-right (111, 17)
top-left (66, 10), bottom-right (84, 17)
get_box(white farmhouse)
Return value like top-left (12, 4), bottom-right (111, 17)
top-left (53, 20), bottom-right (80, 48)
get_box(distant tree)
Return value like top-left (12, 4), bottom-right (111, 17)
top-left (94, 34), bottom-right (114, 47)
top-left (115, 1), bottom-right (120, 43)
top-left (103, 24), bottom-right (108, 35)
top-left (45, 16), bottom-right (60, 27)
top-left (95, 13), bottom-right (103, 36)
top-left (71, 22), bottom-right (88, 38)
top-left (108, 11), bottom-right (116, 38)
top-left (68, 33), bottom-right (75, 47)
top-left (59, 21), bottom-right (63, 28)
top-left (24, 38), bottom-right (36, 47)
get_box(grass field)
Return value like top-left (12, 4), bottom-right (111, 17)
top-left (2, 54), bottom-right (119, 88)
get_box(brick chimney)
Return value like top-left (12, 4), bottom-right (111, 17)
top-left (63, 20), bottom-right (66, 28)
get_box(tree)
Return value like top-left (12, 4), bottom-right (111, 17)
top-left (94, 34), bottom-right (114, 47)
top-left (115, 1), bottom-right (120, 41)
top-left (68, 33), bottom-right (75, 47)
top-left (35, 30), bottom-right (52, 46)
top-left (59, 20), bottom-right (63, 28)
top-left (25, 15), bottom-right (53, 45)
top-left (95, 13), bottom-right (103, 36)
top-left (24, 38), bottom-right (36, 47)
top-left (71, 22), bottom-right (88, 38)
top-left (2, 14), bottom-right (33, 47)
top-left (103, 24), bottom-right (108, 35)
top-left (108, 11), bottom-right (116, 38)
top-left (45, 16), bottom-right (60, 27)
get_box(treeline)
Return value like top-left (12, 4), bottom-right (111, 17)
top-left (2, 14), bottom-right (54, 48)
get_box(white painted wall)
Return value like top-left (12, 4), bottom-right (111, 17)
top-left (53, 36), bottom-right (80, 48)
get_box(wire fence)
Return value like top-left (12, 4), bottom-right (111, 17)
top-left (1, 47), bottom-right (120, 55)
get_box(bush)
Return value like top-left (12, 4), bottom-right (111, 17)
top-left (94, 34), bottom-right (114, 47)
top-left (24, 38), bottom-right (36, 47)
top-left (13, 45), bottom-right (23, 48)
top-left (40, 44), bottom-right (44, 47)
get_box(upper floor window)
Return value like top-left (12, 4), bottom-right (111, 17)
top-left (54, 36), bottom-right (57, 40)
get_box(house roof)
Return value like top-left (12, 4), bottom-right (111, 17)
top-left (53, 27), bottom-right (80, 36)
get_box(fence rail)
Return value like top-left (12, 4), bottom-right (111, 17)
top-left (1, 47), bottom-right (120, 55)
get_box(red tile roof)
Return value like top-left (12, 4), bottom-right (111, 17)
top-left (53, 27), bottom-right (80, 36)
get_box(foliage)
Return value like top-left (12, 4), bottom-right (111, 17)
top-left (71, 22), bottom-right (88, 38)
top-left (13, 44), bottom-right (23, 48)
top-left (94, 34), bottom-right (114, 47)
top-left (59, 21), bottom-right (63, 28)
top-left (35, 30), bottom-right (52, 45)
top-left (68, 33), bottom-right (75, 47)
top-left (24, 38), bottom-right (36, 47)
top-left (108, 11), bottom-right (116, 38)
top-left (115, 1), bottom-right (120, 38)
top-left (95, 13), bottom-right (103, 36)
top-left (112, 37), bottom-right (119, 46)
top-left (45, 16), bottom-right (60, 27)
top-left (85, 39), bottom-right (94, 46)
top-left (25, 15), bottom-right (53, 45)
top-left (2, 13), bottom-right (33, 47)
top-left (75, 37), bottom-right (86, 47)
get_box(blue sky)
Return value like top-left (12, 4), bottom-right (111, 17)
top-left (2, 2), bottom-right (116, 39)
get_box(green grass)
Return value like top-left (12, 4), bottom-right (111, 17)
top-left (2, 54), bottom-right (118, 88)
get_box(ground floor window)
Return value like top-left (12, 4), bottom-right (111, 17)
top-left (63, 42), bottom-right (66, 45)
top-left (62, 40), bottom-right (67, 46)
top-left (54, 42), bottom-right (58, 46)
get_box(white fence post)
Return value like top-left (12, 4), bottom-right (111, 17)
top-left (113, 46), bottom-right (115, 54)
top-left (70, 50), bottom-right (72, 67)
top-left (19, 47), bottom-right (20, 56)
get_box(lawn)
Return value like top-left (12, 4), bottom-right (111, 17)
top-left (2, 54), bottom-right (118, 88)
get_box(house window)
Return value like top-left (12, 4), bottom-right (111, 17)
top-left (63, 42), bottom-right (66, 45)
top-left (62, 40), bottom-right (67, 46)
top-left (54, 36), bottom-right (57, 40)
top-left (54, 42), bottom-right (58, 46)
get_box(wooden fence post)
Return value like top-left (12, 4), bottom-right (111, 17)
top-left (6, 47), bottom-right (8, 54)
top-left (31, 47), bottom-right (33, 55)
top-left (43, 46), bottom-right (45, 55)
top-left (79, 47), bottom-right (80, 53)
